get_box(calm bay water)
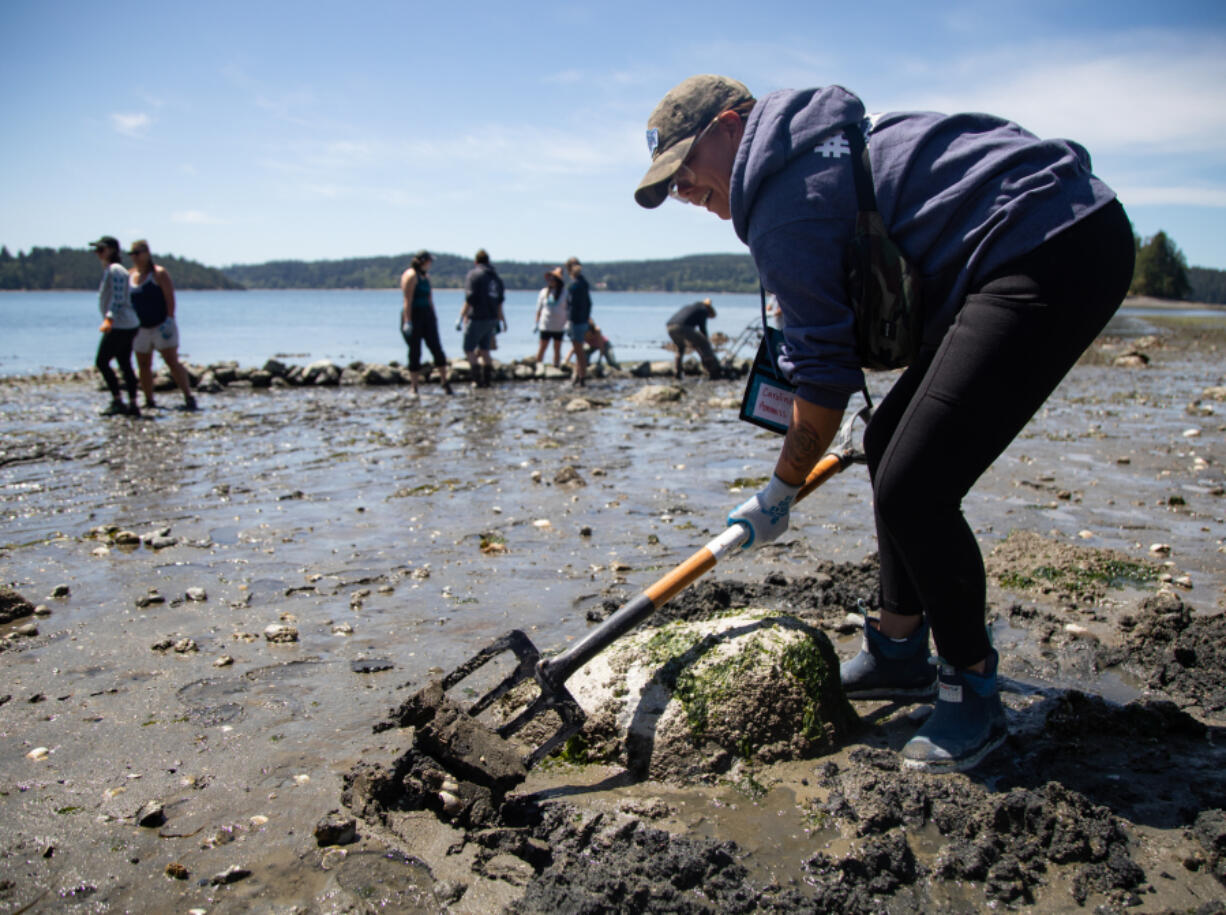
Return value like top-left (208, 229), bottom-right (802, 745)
top-left (0, 288), bottom-right (1207, 378)
top-left (0, 288), bottom-right (766, 377)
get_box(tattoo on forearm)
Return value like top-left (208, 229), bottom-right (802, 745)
top-left (782, 421), bottom-right (827, 473)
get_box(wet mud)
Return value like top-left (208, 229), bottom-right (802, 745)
top-left (1, 313), bottom-right (1225, 911)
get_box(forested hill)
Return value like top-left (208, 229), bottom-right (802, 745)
top-left (222, 252), bottom-right (762, 293)
top-left (0, 246), bottom-right (242, 290)
top-left (227, 250), bottom-right (1226, 301)
top-left (1188, 267), bottom-right (1226, 305)
top-left (5, 242), bottom-right (1226, 302)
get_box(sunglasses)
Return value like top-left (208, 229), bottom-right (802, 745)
top-left (667, 116), bottom-right (721, 203)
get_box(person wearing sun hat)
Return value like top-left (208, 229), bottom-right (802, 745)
top-left (635, 75), bottom-right (1134, 772)
top-left (533, 267), bottom-right (568, 367)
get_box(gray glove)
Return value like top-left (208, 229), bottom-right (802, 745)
top-left (727, 474), bottom-right (801, 549)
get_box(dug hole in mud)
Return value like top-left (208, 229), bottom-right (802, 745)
top-left (340, 543), bottom-right (1226, 913)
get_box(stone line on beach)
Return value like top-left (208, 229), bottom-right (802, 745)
top-left (108, 355), bottom-right (750, 393)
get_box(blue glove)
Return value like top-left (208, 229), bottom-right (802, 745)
top-left (727, 474), bottom-right (801, 549)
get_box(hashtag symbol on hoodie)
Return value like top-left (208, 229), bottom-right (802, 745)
top-left (815, 136), bottom-right (850, 158)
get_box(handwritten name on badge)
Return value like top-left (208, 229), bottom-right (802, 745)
top-left (753, 383), bottom-right (794, 426)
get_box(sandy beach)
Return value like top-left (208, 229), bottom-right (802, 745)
top-left (1, 310), bottom-right (1225, 912)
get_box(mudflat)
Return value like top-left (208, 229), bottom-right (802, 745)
top-left (1, 312), bottom-right (1224, 912)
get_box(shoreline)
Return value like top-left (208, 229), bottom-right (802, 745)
top-left (2, 297), bottom-right (1223, 386)
top-left (0, 315), bottom-right (1224, 911)
top-left (0, 354), bottom-right (738, 392)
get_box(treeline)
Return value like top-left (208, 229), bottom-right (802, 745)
top-left (0, 246), bottom-right (242, 291)
top-left (3, 238), bottom-right (1224, 302)
top-left (1130, 231), bottom-right (1226, 304)
top-left (215, 242), bottom-right (1226, 302)
top-left (222, 252), bottom-right (762, 293)
top-left (1189, 267), bottom-right (1226, 305)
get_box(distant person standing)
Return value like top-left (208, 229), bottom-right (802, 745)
top-left (127, 240), bottom-right (197, 411)
top-left (667, 298), bottom-right (722, 379)
top-left (534, 267), bottom-right (567, 367)
top-left (460, 249), bottom-right (506, 388)
top-left (90, 236), bottom-right (140, 417)
top-left (400, 250), bottom-right (453, 395)
top-left (564, 257), bottom-right (592, 387)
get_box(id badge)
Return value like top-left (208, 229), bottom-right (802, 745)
top-left (739, 326), bottom-right (795, 435)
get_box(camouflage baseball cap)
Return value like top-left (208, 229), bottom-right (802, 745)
top-left (634, 75), bottom-right (753, 209)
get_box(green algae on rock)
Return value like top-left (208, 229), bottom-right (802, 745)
top-left (565, 610), bottom-right (856, 782)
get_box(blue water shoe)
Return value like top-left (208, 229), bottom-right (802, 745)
top-left (840, 616), bottom-right (938, 702)
top-left (901, 650), bottom-right (1007, 771)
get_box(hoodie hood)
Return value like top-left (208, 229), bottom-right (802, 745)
top-left (731, 86), bottom-right (865, 243)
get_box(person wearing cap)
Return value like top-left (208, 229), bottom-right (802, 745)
top-left (533, 267), bottom-right (568, 367)
top-left (666, 297), bottom-right (721, 380)
top-left (400, 250), bottom-right (453, 396)
top-left (127, 240), bottom-right (197, 412)
top-left (460, 249), bottom-right (506, 389)
top-left (563, 257), bottom-right (592, 387)
top-left (635, 75), bottom-right (1134, 772)
top-left (89, 236), bottom-right (141, 417)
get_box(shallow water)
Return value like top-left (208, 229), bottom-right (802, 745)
top-left (1, 317), bottom-right (1224, 910)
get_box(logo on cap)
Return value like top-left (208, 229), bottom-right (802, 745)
top-left (646, 128), bottom-right (660, 157)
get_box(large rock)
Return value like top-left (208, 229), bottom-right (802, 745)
top-left (195, 370), bottom-right (223, 393)
top-left (362, 364), bottom-right (399, 386)
top-left (0, 587), bottom-right (35, 624)
top-left (563, 610), bottom-right (855, 782)
top-left (304, 360), bottom-right (341, 386)
top-left (629, 384), bottom-right (684, 405)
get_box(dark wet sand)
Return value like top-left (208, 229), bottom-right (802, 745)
top-left (1, 313), bottom-right (1224, 911)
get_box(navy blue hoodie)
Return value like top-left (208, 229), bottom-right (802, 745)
top-left (729, 86), bottom-right (1117, 409)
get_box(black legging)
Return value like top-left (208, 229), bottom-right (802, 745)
top-left (95, 327), bottom-right (139, 403)
top-left (405, 307), bottom-right (447, 373)
top-left (863, 200), bottom-right (1134, 668)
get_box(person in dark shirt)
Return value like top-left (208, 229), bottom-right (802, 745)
top-left (400, 250), bottom-right (453, 395)
top-left (128, 240), bottom-right (197, 411)
top-left (635, 74), bottom-right (1133, 772)
top-left (563, 257), bottom-right (592, 387)
top-left (666, 297), bottom-right (721, 379)
top-left (460, 249), bottom-right (506, 388)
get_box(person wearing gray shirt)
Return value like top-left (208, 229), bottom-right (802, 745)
top-left (89, 235), bottom-right (141, 417)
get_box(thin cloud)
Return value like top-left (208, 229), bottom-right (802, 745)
top-left (1116, 185), bottom-right (1226, 208)
top-left (172, 210), bottom-right (223, 225)
top-left (543, 69), bottom-right (585, 85)
top-left (885, 32), bottom-right (1226, 155)
top-left (110, 112), bottom-right (151, 136)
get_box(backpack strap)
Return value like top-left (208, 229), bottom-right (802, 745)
top-left (843, 122), bottom-right (877, 214)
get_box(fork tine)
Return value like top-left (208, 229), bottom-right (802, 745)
top-left (466, 654), bottom-right (538, 717)
top-left (439, 629), bottom-right (538, 690)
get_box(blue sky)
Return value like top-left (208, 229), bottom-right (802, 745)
top-left (2, 0), bottom-right (1225, 270)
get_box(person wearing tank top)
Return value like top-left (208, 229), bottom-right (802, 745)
top-left (128, 240), bottom-right (197, 411)
top-left (399, 250), bottom-right (452, 396)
